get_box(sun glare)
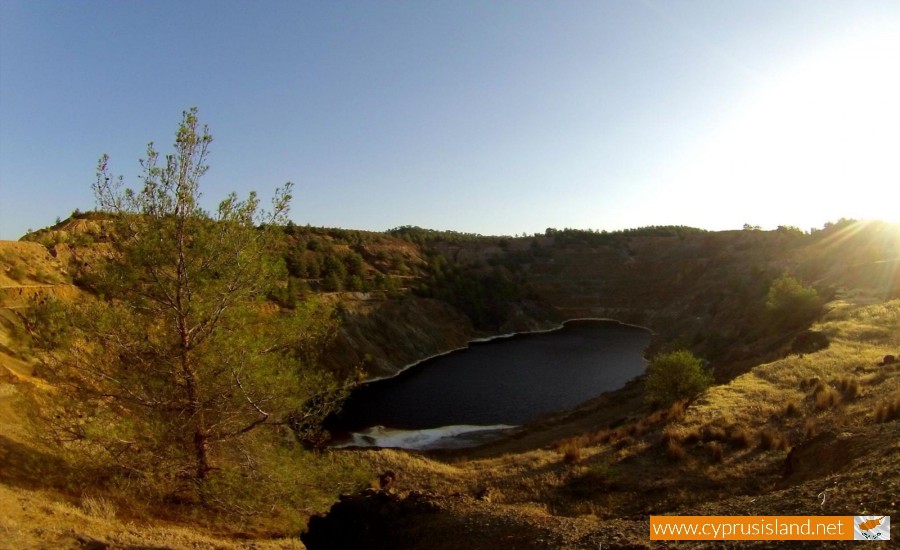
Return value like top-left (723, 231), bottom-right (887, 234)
top-left (665, 28), bottom-right (900, 230)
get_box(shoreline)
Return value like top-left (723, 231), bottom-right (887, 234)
top-left (360, 317), bottom-right (654, 385)
top-left (330, 317), bottom-right (654, 451)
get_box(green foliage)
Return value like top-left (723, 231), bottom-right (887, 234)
top-left (766, 273), bottom-right (821, 328)
top-left (417, 255), bottom-right (522, 330)
top-left (27, 109), bottom-right (344, 505)
top-left (545, 225), bottom-right (707, 247)
top-left (645, 350), bottom-right (713, 406)
top-left (388, 225), bottom-right (498, 245)
top-left (24, 297), bottom-right (72, 349)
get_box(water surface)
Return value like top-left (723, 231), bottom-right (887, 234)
top-left (328, 320), bottom-right (650, 447)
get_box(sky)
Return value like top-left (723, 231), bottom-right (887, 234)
top-left (1, 1), bottom-right (899, 240)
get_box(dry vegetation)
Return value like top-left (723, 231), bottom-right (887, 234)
top-left (2, 219), bottom-right (900, 549)
top-left (341, 295), bottom-right (900, 546)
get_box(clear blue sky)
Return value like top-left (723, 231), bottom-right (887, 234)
top-left (2, 1), bottom-right (898, 239)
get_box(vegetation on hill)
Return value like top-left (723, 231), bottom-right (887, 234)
top-left (3, 111), bottom-right (899, 547)
top-left (644, 349), bottom-right (713, 406)
top-left (21, 110), bottom-right (367, 525)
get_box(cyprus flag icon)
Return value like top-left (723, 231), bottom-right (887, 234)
top-left (854, 516), bottom-right (890, 541)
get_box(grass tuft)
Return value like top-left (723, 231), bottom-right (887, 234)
top-left (81, 495), bottom-right (117, 520)
top-left (665, 439), bottom-right (688, 462)
top-left (783, 400), bottom-right (801, 417)
top-left (757, 428), bottom-right (790, 452)
top-left (874, 391), bottom-right (900, 423)
top-left (814, 384), bottom-right (842, 410)
top-left (557, 440), bottom-right (583, 464)
top-left (837, 376), bottom-right (860, 399)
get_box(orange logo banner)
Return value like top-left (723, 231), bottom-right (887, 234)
top-left (650, 516), bottom-right (857, 540)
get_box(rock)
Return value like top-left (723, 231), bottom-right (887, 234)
top-left (883, 354), bottom-right (896, 365)
top-left (475, 486), bottom-right (496, 502)
top-left (776, 431), bottom-right (867, 489)
top-left (302, 490), bottom-right (441, 550)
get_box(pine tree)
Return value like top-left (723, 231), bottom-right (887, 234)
top-left (30, 109), bottom-right (341, 502)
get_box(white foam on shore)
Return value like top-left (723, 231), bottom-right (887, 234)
top-left (334, 424), bottom-right (518, 450)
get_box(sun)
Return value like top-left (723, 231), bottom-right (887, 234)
top-left (662, 27), bottom-right (900, 230)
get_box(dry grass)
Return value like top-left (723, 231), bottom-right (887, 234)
top-left (756, 428), bottom-right (790, 452)
top-left (665, 439), bottom-right (688, 462)
top-left (875, 390), bottom-right (900, 423)
top-left (80, 495), bottom-right (117, 520)
top-left (837, 376), bottom-right (860, 399)
top-left (557, 440), bottom-right (582, 464)
top-left (814, 385), bottom-right (842, 410)
top-left (726, 425), bottom-right (755, 449)
top-left (783, 400), bottom-right (801, 417)
top-left (0, 484), bottom-right (305, 549)
top-left (0, 289), bottom-right (897, 547)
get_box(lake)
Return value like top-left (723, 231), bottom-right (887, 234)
top-left (327, 319), bottom-right (651, 449)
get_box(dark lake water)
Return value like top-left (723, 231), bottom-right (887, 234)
top-left (327, 320), bottom-right (650, 447)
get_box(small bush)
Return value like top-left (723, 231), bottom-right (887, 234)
top-left (553, 435), bottom-right (588, 463)
top-left (81, 495), bottom-right (117, 519)
top-left (561, 443), bottom-right (582, 464)
top-left (814, 386), bottom-right (842, 410)
top-left (757, 428), bottom-right (789, 452)
top-left (592, 430), bottom-right (612, 445)
top-left (838, 377), bottom-right (860, 399)
top-left (784, 401), bottom-right (801, 417)
top-left (660, 428), bottom-right (681, 447)
top-left (667, 400), bottom-right (688, 421)
top-left (727, 426), bottom-right (755, 449)
top-left (766, 274), bottom-right (821, 328)
top-left (645, 350), bottom-right (713, 406)
top-left (874, 391), bottom-right (900, 423)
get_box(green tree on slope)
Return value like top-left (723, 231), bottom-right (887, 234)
top-left (645, 349), bottom-right (712, 406)
top-left (30, 109), bottom-right (341, 503)
top-left (766, 273), bottom-right (821, 328)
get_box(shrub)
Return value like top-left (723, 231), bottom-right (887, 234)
top-left (784, 400), bottom-right (801, 417)
top-left (874, 391), bottom-right (900, 423)
top-left (561, 441), bottom-right (582, 464)
top-left (81, 495), bottom-right (117, 519)
top-left (645, 350), bottom-right (713, 406)
top-left (838, 377), bottom-right (860, 399)
top-left (757, 428), bottom-right (789, 451)
top-left (726, 425), bottom-right (755, 449)
top-left (766, 274), bottom-right (821, 328)
top-left (814, 386), bottom-right (842, 410)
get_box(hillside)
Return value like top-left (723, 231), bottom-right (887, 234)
top-left (1, 218), bottom-right (899, 547)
